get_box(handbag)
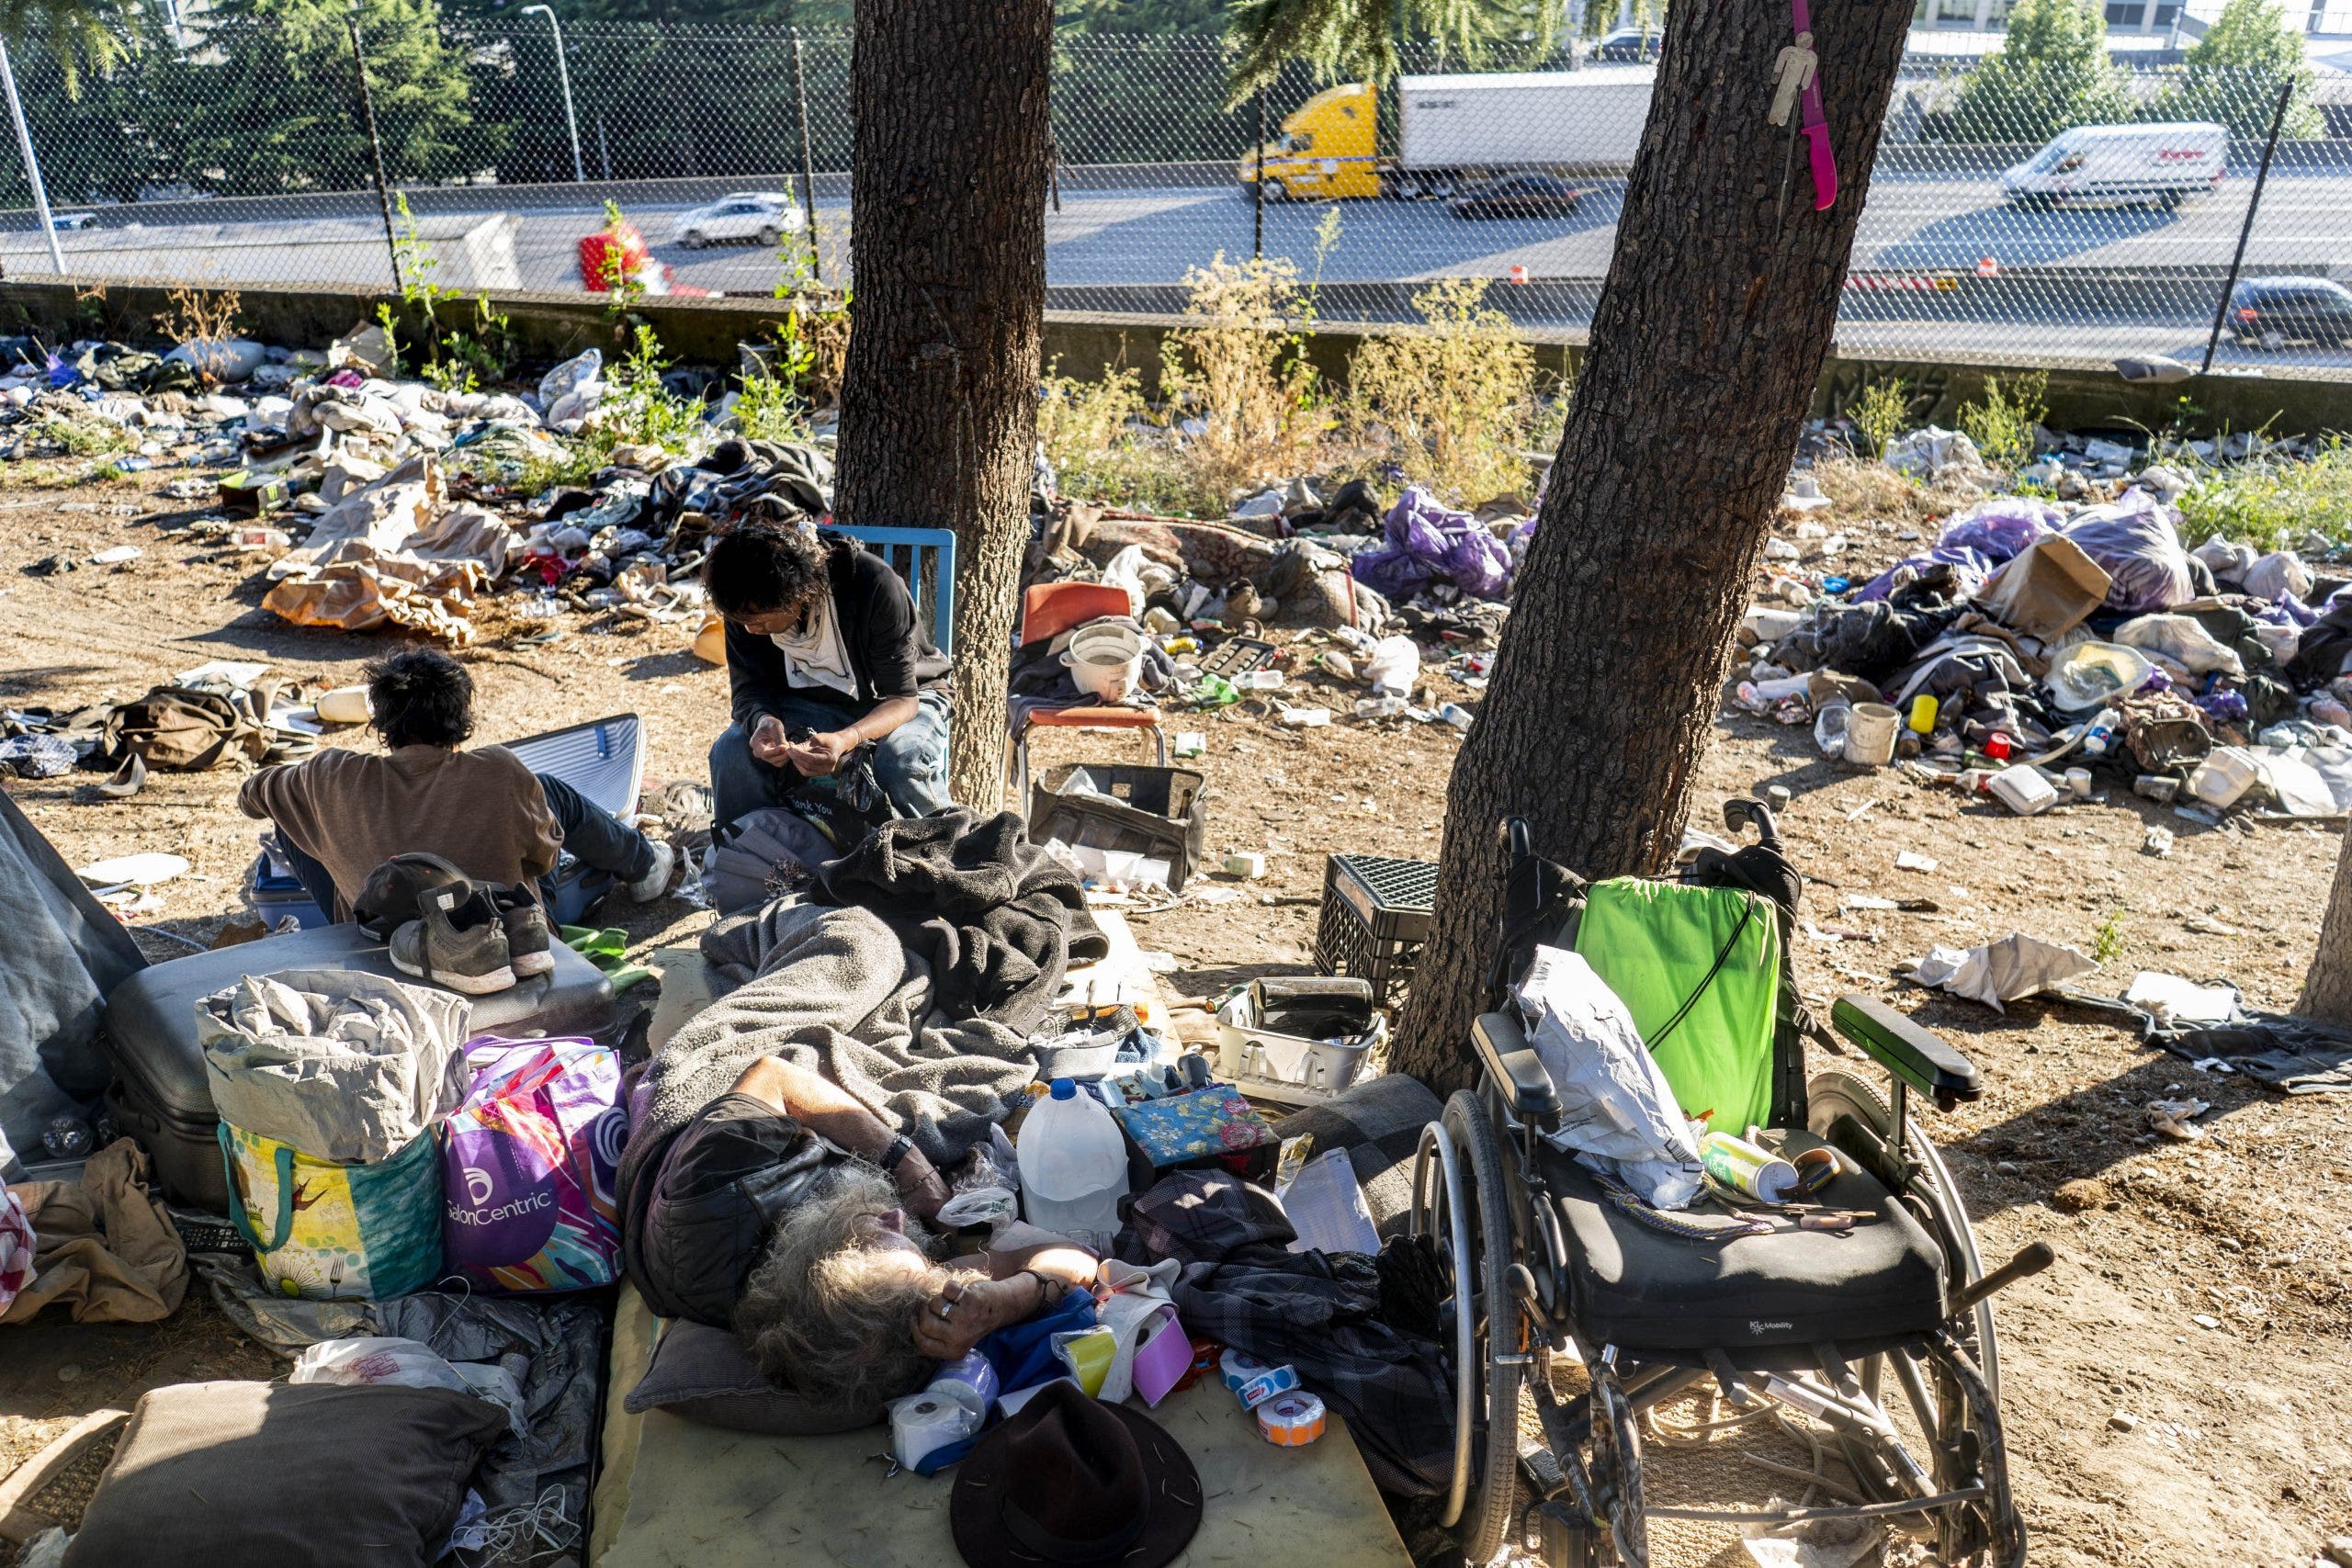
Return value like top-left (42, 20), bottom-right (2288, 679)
top-left (218, 1122), bottom-right (444, 1301)
top-left (438, 1037), bottom-right (627, 1294)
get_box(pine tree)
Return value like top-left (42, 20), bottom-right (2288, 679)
top-left (1952, 0), bottom-right (2135, 145)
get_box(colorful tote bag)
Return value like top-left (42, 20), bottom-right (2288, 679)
top-left (438, 1036), bottom-right (627, 1294)
top-left (219, 1122), bottom-right (445, 1301)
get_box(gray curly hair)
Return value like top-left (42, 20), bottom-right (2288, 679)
top-left (734, 1168), bottom-right (947, 1413)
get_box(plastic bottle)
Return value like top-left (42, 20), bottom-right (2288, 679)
top-left (2080, 706), bottom-right (2120, 759)
top-left (1016, 1078), bottom-right (1130, 1253)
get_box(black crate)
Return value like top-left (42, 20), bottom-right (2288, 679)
top-left (1312, 853), bottom-right (1440, 1009)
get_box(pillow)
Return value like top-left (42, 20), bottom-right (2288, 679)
top-left (65, 1381), bottom-right (507, 1568)
top-left (625, 1317), bottom-right (882, 1435)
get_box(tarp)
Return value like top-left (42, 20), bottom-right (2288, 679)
top-left (0, 791), bottom-right (148, 1177)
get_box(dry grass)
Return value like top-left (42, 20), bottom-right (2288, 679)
top-left (1157, 254), bottom-right (1327, 502)
top-left (151, 288), bottom-right (246, 386)
top-left (1342, 276), bottom-right (1543, 505)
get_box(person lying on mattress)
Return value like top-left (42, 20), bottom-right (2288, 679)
top-left (624, 1053), bottom-right (1098, 1414)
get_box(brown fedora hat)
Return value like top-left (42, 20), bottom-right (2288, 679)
top-left (949, 1382), bottom-right (1202, 1568)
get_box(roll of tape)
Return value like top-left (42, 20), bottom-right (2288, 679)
top-left (1236, 1363), bottom-right (1301, 1411)
top-left (1220, 1348), bottom-right (1274, 1393)
top-left (890, 1392), bottom-right (978, 1471)
top-left (1257, 1391), bottom-right (1327, 1447)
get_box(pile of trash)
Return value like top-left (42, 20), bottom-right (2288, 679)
top-left (1735, 471), bottom-right (2352, 827)
top-left (0, 331), bottom-right (835, 647)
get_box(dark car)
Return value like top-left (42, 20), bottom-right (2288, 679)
top-left (1448, 172), bottom-right (1589, 220)
top-left (1589, 26), bottom-right (1661, 62)
top-left (2225, 276), bottom-right (2352, 350)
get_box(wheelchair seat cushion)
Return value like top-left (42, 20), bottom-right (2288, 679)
top-left (1549, 1130), bottom-right (1947, 1352)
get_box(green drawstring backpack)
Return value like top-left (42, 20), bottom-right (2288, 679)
top-left (1573, 877), bottom-right (1782, 1136)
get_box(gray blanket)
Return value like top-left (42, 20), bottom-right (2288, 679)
top-left (619, 901), bottom-right (1039, 1208)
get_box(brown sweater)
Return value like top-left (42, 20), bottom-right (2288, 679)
top-left (238, 743), bottom-right (562, 919)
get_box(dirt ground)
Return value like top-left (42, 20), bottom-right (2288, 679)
top-left (3, 470), bottom-right (2349, 1568)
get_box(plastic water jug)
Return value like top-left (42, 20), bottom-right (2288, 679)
top-left (1016, 1078), bottom-right (1130, 1254)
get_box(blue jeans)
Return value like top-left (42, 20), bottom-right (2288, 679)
top-left (277, 772), bottom-right (657, 915)
top-left (708, 688), bottom-right (952, 831)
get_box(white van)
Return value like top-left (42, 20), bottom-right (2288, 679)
top-left (2000, 121), bottom-right (2228, 209)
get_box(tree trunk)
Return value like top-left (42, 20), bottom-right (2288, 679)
top-left (831, 0), bottom-right (1051, 808)
top-left (2299, 827), bottom-right (2352, 1026)
top-left (1392, 0), bottom-right (1914, 1088)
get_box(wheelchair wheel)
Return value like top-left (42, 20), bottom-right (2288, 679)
top-left (1809, 1068), bottom-right (2016, 1559)
top-left (1410, 1090), bottom-right (1523, 1562)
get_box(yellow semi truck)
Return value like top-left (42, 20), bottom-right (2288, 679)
top-left (1237, 69), bottom-right (1657, 202)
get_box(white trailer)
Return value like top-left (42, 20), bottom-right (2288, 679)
top-left (1391, 67), bottom-right (1656, 194)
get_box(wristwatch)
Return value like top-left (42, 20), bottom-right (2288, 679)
top-left (878, 1134), bottom-right (915, 1177)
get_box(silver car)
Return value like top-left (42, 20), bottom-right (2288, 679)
top-left (670, 193), bottom-right (804, 249)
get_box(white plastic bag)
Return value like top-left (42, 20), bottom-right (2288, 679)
top-left (1513, 947), bottom-right (1703, 1209)
top-left (289, 1336), bottom-right (527, 1436)
top-left (1362, 636), bottom-right (1421, 698)
top-left (1907, 935), bottom-right (2094, 1013)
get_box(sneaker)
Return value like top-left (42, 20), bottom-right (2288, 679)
top-left (626, 840), bottom-right (678, 904)
top-left (390, 886), bottom-right (516, 996)
top-left (492, 885), bottom-right (555, 978)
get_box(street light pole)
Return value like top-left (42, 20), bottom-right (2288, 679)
top-left (521, 5), bottom-right (584, 184)
top-left (0, 39), bottom-right (66, 272)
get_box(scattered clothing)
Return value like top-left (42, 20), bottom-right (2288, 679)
top-left (1119, 1169), bottom-right (1453, 1496)
top-left (815, 808), bottom-right (1103, 1025)
top-left (2143, 1010), bottom-right (2352, 1095)
top-left (2, 1140), bottom-right (187, 1325)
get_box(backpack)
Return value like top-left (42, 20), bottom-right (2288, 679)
top-left (100, 686), bottom-right (264, 772)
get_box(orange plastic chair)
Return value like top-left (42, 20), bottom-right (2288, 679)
top-left (1012, 581), bottom-right (1168, 805)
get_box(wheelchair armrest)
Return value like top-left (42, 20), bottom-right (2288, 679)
top-left (1474, 1010), bottom-right (1561, 1129)
top-left (1831, 994), bottom-right (1981, 1111)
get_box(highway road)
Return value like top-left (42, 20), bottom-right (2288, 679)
top-left (5, 163), bottom-right (2349, 373)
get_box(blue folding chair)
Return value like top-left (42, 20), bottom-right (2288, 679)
top-left (820, 524), bottom-right (957, 655)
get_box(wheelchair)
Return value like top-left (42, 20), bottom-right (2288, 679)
top-left (1411, 806), bottom-right (2050, 1566)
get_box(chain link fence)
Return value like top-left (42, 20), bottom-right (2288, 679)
top-left (2, 24), bottom-right (2349, 377)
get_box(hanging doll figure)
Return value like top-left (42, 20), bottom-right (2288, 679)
top-left (1769, 31), bottom-right (1817, 127)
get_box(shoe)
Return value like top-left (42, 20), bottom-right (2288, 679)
top-left (626, 840), bottom-right (678, 904)
top-left (492, 885), bottom-right (555, 978)
top-left (390, 886), bottom-right (516, 996)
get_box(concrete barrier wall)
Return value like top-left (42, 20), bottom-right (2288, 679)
top-left (3, 274), bottom-right (2345, 439)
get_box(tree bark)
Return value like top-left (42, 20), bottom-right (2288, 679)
top-left (832, 0), bottom-right (1051, 807)
top-left (2299, 826), bottom-right (2352, 1026)
top-left (1391, 0), bottom-right (1915, 1088)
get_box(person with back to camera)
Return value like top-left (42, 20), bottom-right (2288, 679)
top-left (237, 649), bottom-right (676, 989)
top-left (701, 521), bottom-right (954, 829)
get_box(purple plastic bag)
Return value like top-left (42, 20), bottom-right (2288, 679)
top-left (1855, 547), bottom-right (1995, 604)
top-left (1936, 498), bottom-right (2057, 566)
top-left (1350, 487), bottom-right (1512, 602)
top-left (439, 1036), bottom-right (627, 1294)
top-left (2062, 490), bottom-right (2193, 614)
